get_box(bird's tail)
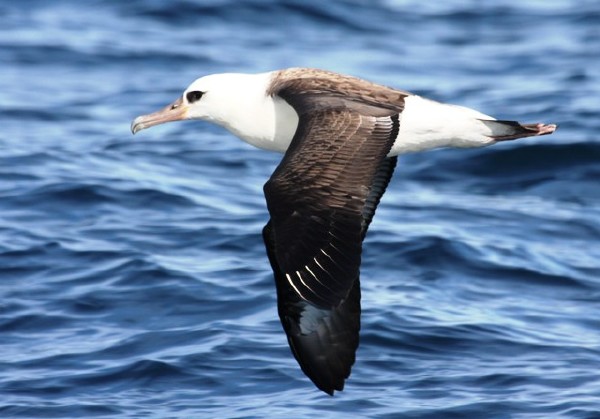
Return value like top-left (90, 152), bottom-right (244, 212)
top-left (481, 120), bottom-right (557, 141)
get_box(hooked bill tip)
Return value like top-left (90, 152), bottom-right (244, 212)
top-left (130, 117), bottom-right (143, 135)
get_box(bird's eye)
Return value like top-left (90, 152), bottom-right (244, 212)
top-left (186, 91), bottom-right (204, 104)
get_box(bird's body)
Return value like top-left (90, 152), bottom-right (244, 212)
top-left (131, 68), bottom-right (556, 395)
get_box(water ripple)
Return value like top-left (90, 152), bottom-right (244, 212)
top-left (1, 0), bottom-right (599, 417)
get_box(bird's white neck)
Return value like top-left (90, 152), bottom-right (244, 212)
top-left (206, 72), bottom-right (298, 153)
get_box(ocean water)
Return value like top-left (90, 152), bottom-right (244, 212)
top-left (1, 0), bottom-right (599, 417)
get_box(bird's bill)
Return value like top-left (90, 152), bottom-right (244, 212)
top-left (131, 97), bottom-right (188, 134)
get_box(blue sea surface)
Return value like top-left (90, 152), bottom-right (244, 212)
top-left (1, 0), bottom-right (599, 417)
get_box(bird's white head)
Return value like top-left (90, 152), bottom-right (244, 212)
top-left (181, 73), bottom-right (252, 124)
top-left (131, 71), bottom-right (296, 151)
top-left (131, 73), bottom-right (250, 132)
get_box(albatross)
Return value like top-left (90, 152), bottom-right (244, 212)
top-left (131, 68), bottom-right (556, 395)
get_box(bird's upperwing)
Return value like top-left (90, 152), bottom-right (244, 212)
top-left (262, 101), bottom-right (400, 394)
top-left (264, 109), bottom-right (399, 307)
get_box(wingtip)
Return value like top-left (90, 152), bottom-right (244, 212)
top-left (278, 288), bottom-right (360, 397)
top-left (314, 382), bottom-right (343, 396)
top-left (315, 373), bottom-right (346, 396)
top-left (320, 386), bottom-right (336, 396)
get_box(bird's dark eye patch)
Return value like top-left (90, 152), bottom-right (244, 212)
top-left (186, 91), bottom-right (204, 104)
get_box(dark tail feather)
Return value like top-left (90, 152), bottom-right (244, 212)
top-left (481, 120), bottom-right (557, 141)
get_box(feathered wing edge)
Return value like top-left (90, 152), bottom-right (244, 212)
top-left (262, 157), bottom-right (397, 395)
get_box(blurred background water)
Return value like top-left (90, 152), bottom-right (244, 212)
top-left (1, 0), bottom-right (599, 417)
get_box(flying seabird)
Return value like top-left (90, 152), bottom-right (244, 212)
top-left (131, 68), bottom-right (557, 395)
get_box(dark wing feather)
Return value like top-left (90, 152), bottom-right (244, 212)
top-left (264, 110), bottom-right (398, 308)
top-left (263, 155), bottom-right (397, 395)
top-left (262, 86), bottom-right (400, 394)
top-left (361, 156), bottom-right (397, 237)
top-left (263, 221), bottom-right (361, 395)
